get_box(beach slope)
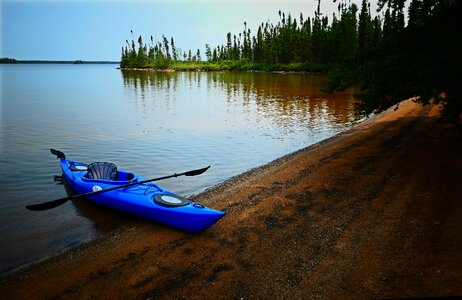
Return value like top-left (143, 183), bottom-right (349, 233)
top-left (1, 99), bottom-right (461, 299)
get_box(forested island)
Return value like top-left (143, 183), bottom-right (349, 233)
top-left (120, 0), bottom-right (460, 121)
top-left (0, 58), bottom-right (18, 63)
top-left (0, 58), bottom-right (118, 64)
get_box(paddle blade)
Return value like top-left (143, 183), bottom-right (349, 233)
top-left (25, 197), bottom-right (70, 211)
top-left (50, 149), bottom-right (66, 159)
top-left (184, 166), bottom-right (210, 176)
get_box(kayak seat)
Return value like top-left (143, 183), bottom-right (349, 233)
top-left (86, 162), bottom-right (118, 180)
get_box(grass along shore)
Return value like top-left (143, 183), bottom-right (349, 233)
top-left (119, 60), bottom-right (330, 73)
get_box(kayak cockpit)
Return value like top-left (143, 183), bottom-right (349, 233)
top-left (113, 171), bottom-right (136, 181)
top-left (73, 161), bottom-right (137, 184)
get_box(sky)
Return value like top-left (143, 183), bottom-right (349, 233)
top-left (1, 0), bottom-right (380, 61)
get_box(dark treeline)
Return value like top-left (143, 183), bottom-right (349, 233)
top-left (207, 2), bottom-right (381, 69)
top-left (208, 0), bottom-right (461, 119)
top-left (121, 0), bottom-right (461, 120)
top-left (336, 0), bottom-right (461, 121)
top-left (121, 0), bottom-right (381, 71)
top-left (0, 57), bottom-right (118, 64)
top-left (0, 57), bottom-right (18, 63)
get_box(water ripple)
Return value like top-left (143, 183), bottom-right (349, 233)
top-left (0, 65), bottom-right (360, 275)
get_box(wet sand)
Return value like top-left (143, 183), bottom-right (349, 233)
top-left (1, 99), bottom-right (461, 299)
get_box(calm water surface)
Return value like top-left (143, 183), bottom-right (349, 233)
top-left (0, 64), bottom-right (360, 275)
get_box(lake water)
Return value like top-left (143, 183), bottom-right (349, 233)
top-left (0, 64), bottom-right (360, 276)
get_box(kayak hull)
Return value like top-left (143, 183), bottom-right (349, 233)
top-left (60, 159), bottom-right (224, 233)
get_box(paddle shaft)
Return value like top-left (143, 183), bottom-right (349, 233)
top-left (68, 173), bottom-right (186, 199)
top-left (25, 166), bottom-right (210, 211)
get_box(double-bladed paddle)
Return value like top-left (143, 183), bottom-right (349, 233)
top-left (25, 166), bottom-right (210, 211)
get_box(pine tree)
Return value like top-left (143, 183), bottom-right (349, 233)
top-left (357, 0), bottom-right (373, 63)
top-left (162, 35), bottom-right (170, 60)
top-left (171, 37), bottom-right (177, 61)
top-left (205, 44), bottom-right (212, 61)
top-left (226, 32), bottom-right (232, 60)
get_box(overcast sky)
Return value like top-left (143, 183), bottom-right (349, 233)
top-left (1, 0), bottom-right (380, 61)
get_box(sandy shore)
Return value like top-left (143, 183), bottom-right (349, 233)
top-left (1, 99), bottom-right (461, 299)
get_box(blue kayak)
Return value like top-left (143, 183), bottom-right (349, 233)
top-left (58, 157), bottom-right (224, 233)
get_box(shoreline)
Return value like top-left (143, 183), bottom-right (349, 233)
top-left (1, 99), bottom-right (461, 298)
top-left (118, 60), bottom-right (329, 73)
top-left (118, 66), bottom-right (326, 75)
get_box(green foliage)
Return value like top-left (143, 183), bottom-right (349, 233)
top-left (207, 3), bottom-right (370, 68)
top-left (121, 3), bottom-right (369, 71)
top-left (120, 0), bottom-right (461, 121)
top-left (330, 0), bottom-right (461, 121)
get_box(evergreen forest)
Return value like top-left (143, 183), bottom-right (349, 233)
top-left (120, 0), bottom-right (461, 121)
